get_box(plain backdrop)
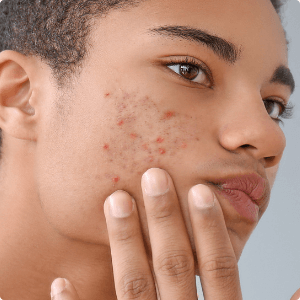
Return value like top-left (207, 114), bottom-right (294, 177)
top-left (196, 0), bottom-right (300, 299)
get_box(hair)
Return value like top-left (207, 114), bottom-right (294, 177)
top-left (0, 0), bottom-right (286, 150)
top-left (0, 0), bottom-right (145, 81)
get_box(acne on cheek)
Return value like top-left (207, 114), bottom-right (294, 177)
top-left (112, 176), bottom-right (120, 183)
top-left (107, 93), bottom-right (190, 153)
top-left (130, 133), bottom-right (138, 139)
top-left (181, 142), bottom-right (187, 148)
top-left (163, 111), bottom-right (176, 120)
top-left (101, 91), bottom-right (194, 183)
top-left (141, 143), bottom-right (148, 150)
top-left (104, 172), bottom-right (120, 184)
top-left (103, 144), bottom-right (109, 150)
top-left (145, 155), bottom-right (154, 163)
top-left (159, 148), bottom-right (166, 154)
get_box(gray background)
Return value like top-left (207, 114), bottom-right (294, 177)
top-left (197, 0), bottom-right (300, 299)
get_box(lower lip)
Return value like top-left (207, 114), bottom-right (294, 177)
top-left (215, 189), bottom-right (259, 222)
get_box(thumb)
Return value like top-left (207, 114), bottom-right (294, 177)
top-left (290, 288), bottom-right (300, 300)
top-left (51, 278), bottom-right (81, 300)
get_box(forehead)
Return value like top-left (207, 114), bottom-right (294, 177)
top-left (92, 0), bottom-right (287, 61)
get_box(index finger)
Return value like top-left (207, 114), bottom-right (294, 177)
top-left (188, 184), bottom-right (243, 300)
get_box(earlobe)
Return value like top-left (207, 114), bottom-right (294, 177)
top-left (0, 50), bottom-right (37, 142)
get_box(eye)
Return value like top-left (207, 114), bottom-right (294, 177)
top-left (166, 57), bottom-right (212, 87)
top-left (263, 98), bottom-right (295, 123)
top-left (264, 99), bottom-right (283, 120)
top-left (168, 63), bottom-right (205, 81)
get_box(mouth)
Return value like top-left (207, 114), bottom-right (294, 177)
top-left (207, 173), bottom-right (269, 222)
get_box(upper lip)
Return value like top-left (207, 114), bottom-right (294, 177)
top-left (208, 172), bottom-right (269, 207)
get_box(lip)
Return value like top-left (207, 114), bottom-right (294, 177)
top-left (208, 173), bottom-right (269, 222)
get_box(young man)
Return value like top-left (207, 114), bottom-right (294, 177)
top-left (0, 0), bottom-right (299, 299)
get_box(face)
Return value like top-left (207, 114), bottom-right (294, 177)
top-left (34, 0), bottom-right (292, 262)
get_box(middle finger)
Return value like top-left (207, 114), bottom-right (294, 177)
top-left (141, 168), bottom-right (197, 300)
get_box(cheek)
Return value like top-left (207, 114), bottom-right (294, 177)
top-left (99, 90), bottom-right (196, 182)
top-left (36, 88), bottom-right (203, 244)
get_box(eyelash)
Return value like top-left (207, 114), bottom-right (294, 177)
top-left (165, 56), bottom-right (294, 124)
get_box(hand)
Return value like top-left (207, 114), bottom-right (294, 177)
top-left (49, 168), bottom-right (299, 300)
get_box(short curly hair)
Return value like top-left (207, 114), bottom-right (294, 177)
top-left (0, 0), bottom-right (145, 83)
top-left (0, 0), bottom-right (287, 150)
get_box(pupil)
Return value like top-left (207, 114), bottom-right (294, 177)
top-left (180, 64), bottom-right (199, 80)
top-left (264, 101), bottom-right (275, 115)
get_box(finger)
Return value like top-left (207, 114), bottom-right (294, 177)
top-left (188, 184), bottom-right (242, 300)
top-left (141, 168), bottom-right (197, 299)
top-left (104, 190), bottom-right (158, 300)
top-left (50, 278), bottom-right (81, 300)
top-left (290, 288), bottom-right (300, 300)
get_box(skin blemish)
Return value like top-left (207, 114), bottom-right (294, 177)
top-left (159, 148), bottom-right (166, 155)
top-left (181, 142), bottom-right (187, 148)
top-left (123, 92), bottom-right (130, 99)
top-left (163, 111), bottom-right (175, 119)
top-left (142, 143), bottom-right (149, 150)
top-left (146, 155), bottom-right (154, 163)
top-left (103, 144), bottom-right (109, 150)
top-left (156, 137), bottom-right (164, 143)
top-left (104, 93), bottom-right (110, 97)
top-left (116, 103), bottom-right (127, 113)
top-left (140, 96), bottom-right (150, 105)
top-left (130, 133), bottom-right (137, 139)
top-left (117, 120), bottom-right (124, 126)
top-left (112, 176), bottom-right (120, 183)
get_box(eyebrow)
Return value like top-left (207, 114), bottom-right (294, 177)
top-left (270, 65), bottom-right (295, 94)
top-left (148, 25), bottom-right (241, 64)
top-left (149, 25), bottom-right (295, 94)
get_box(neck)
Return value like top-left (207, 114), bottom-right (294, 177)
top-left (0, 141), bottom-right (117, 300)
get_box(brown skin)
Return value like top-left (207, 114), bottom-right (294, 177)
top-left (0, 0), bottom-right (297, 299)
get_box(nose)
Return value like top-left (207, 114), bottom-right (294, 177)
top-left (218, 91), bottom-right (286, 169)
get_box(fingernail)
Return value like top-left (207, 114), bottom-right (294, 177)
top-left (142, 168), bottom-right (169, 197)
top-left (190, 184), bottom-right (215, 209)
top-left (51, 278), bottom-right (66, 298)
top-left (108, 191), bottom-right (134, 218)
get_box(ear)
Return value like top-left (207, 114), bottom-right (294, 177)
top-left (0, 50), bottom-right (37, 142)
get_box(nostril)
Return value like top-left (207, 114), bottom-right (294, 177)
top-left (265, 156), bottom-right (274, 160)
top-left (265, 156), bottom-right (275, 163)
top-left (240, 144), bottom-right (251, 148)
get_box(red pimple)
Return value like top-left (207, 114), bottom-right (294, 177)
top-left (142, 143), bottom-right (148, 150)
top-left (159, 148), bottom-right (166, 154)
top-left (146, 155), bottom-right (154, 162)
top-left (156, 137), bottom-right (164, 143)
top-left (105, 93), bottom-right (110, 97)
top-left (112, 176), bottom-right (120, 183)
top-left (181, 142), bottom-right (187, 148)
top-left (164, 111), bottom-right (175, 119)
top-left (130, 133), bottom-right (137, 139)
top-left (103, 144), bottom-right (109, 150)
top-left (117, 120), bottom-right (124, 126)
